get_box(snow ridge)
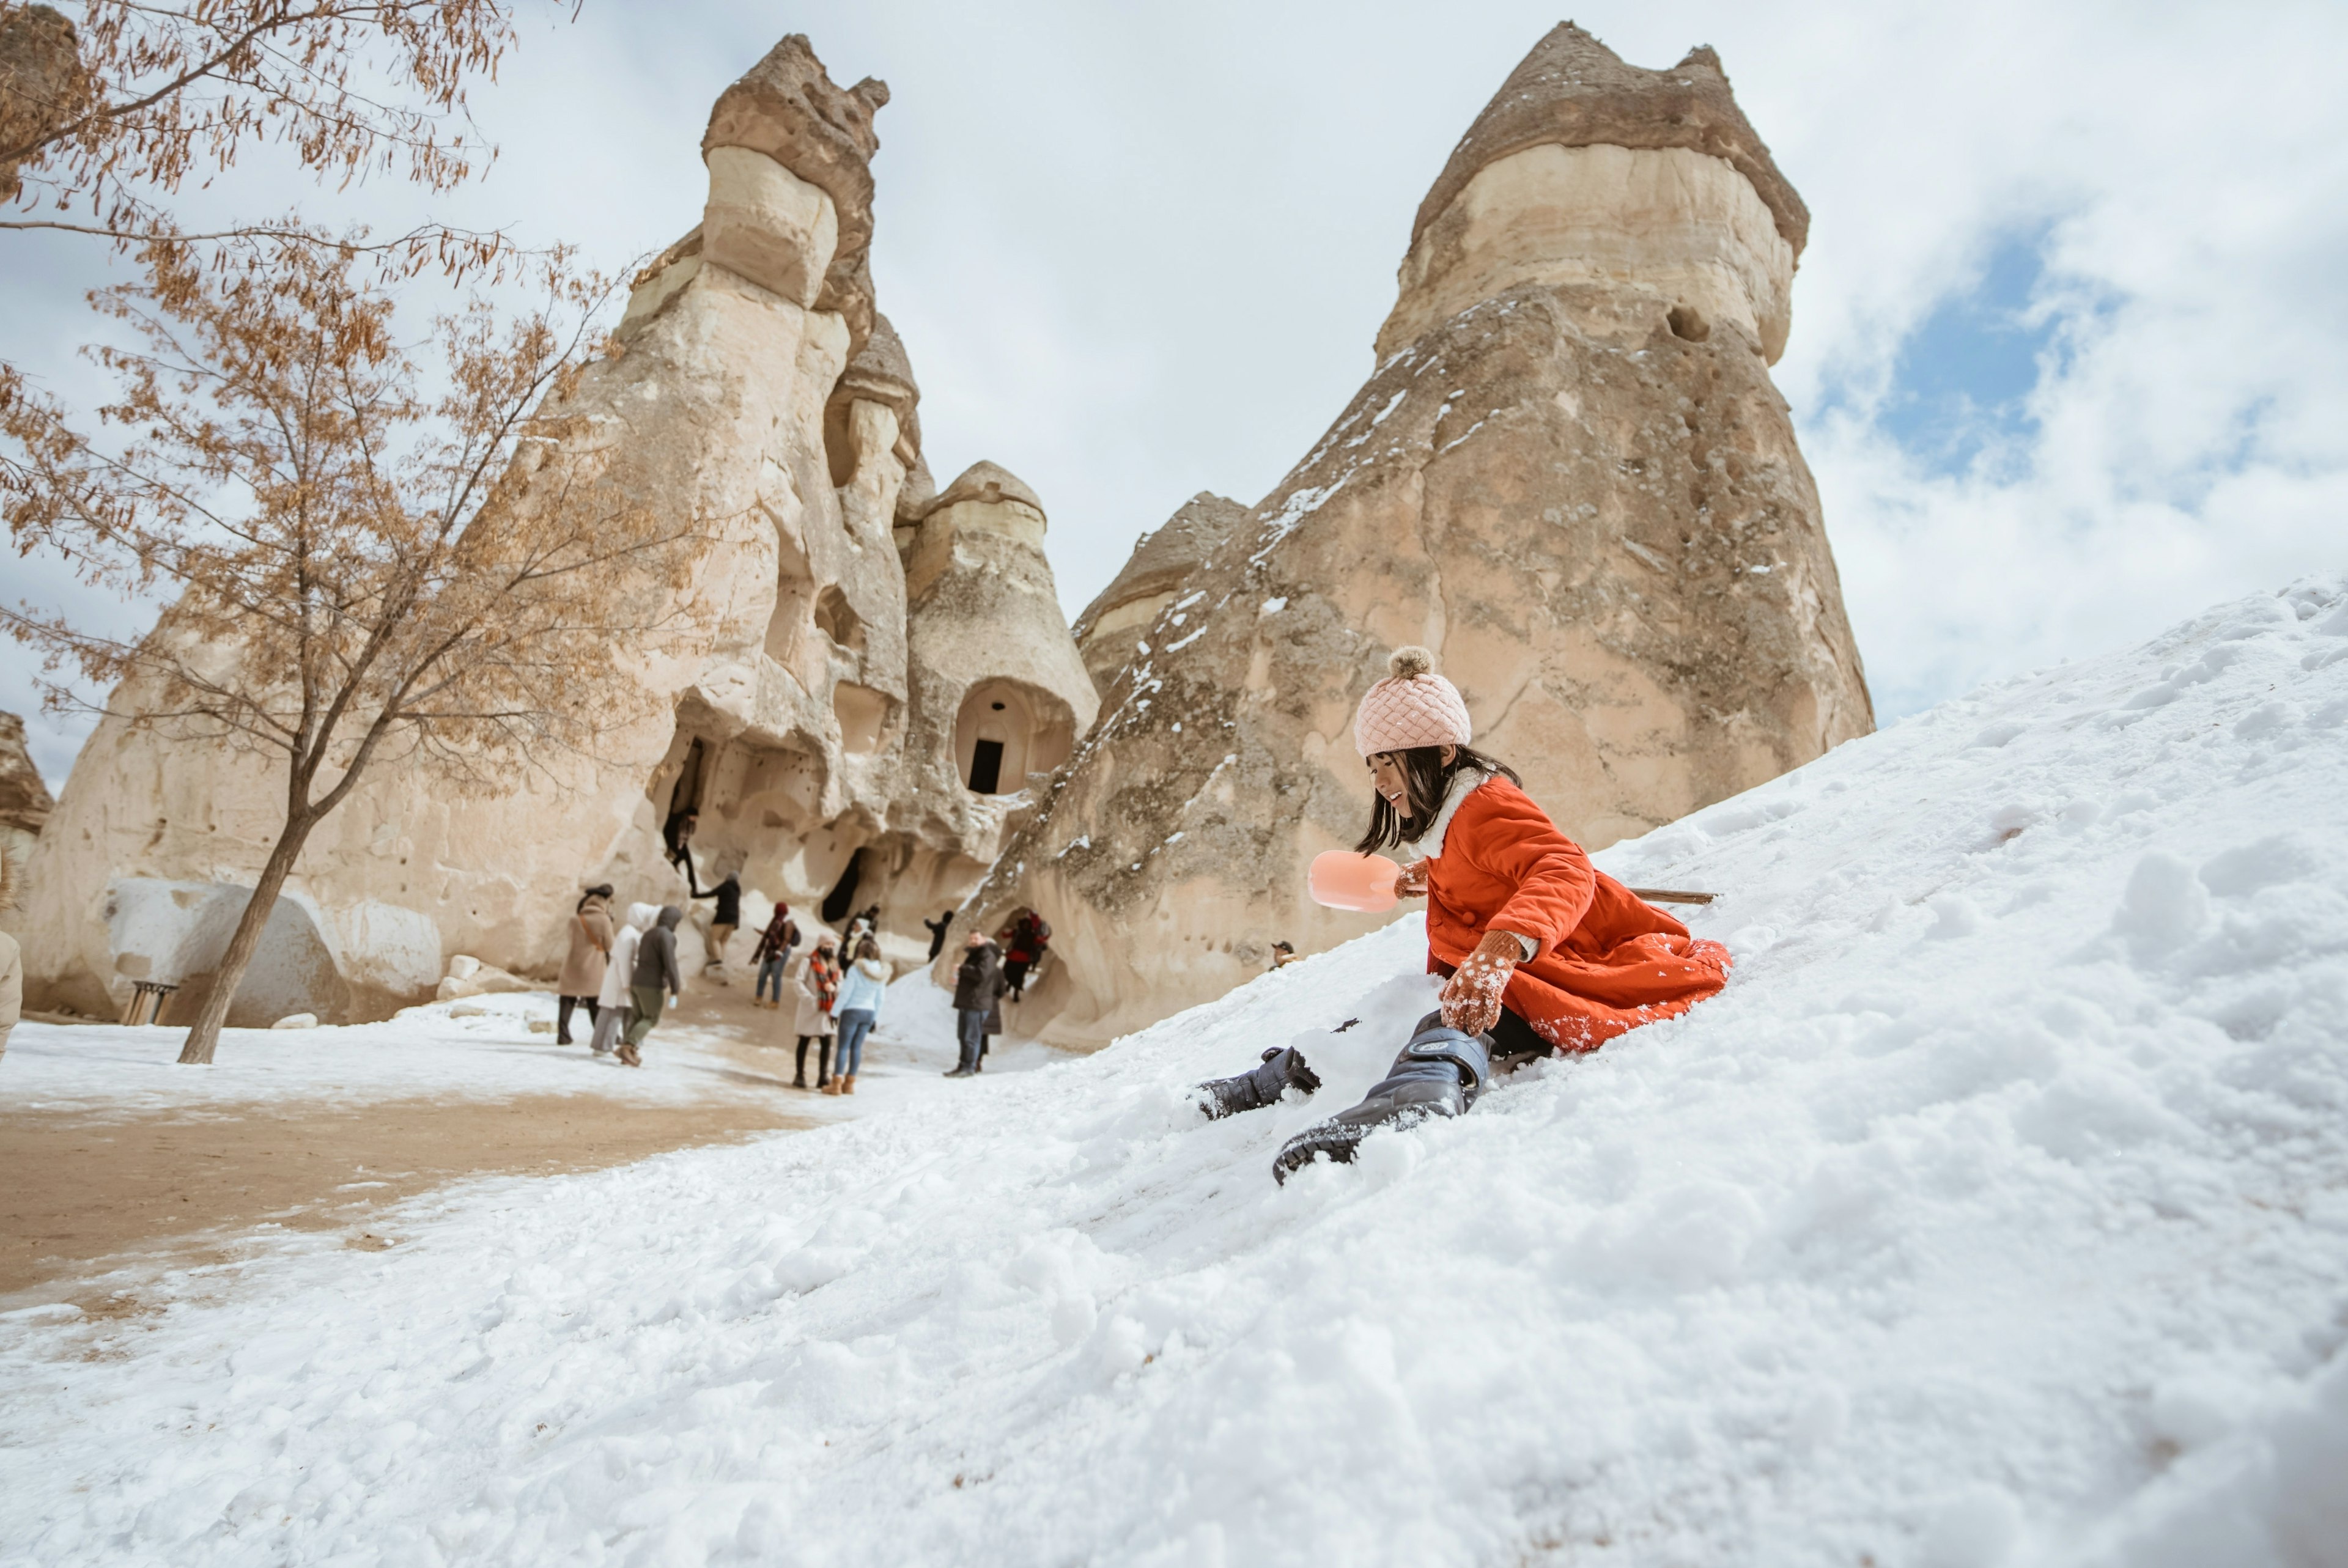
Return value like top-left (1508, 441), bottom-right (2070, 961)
top-left (4, 577), bottom-right (2347, 1566)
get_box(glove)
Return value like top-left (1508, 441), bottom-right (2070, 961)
top-left (1393, 859), bottom-right (1431, 900)
top-left (1439, 929), bottom-right (1524, 1037)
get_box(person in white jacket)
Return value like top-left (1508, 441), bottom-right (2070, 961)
top-left (590, 903), bottom-right (660, 1056)
top-left (826, 935), bottom-right (889, 1095)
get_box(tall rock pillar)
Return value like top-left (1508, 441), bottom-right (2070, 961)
top-left (973, 24), bottom-right (1873, 1047)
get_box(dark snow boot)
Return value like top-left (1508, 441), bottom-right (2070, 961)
top-left (1272, 1012), bottom-right (1490, 1183)
top-left (1197, 1047), bottom-right (1322, 1120)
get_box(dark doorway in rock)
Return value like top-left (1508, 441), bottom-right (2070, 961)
top-left (670, 737), bottom-right (709, 817)
top-left (821, 848), bottom-right (865, 926)
top-left (967, 738), bottom-right (1005, 795)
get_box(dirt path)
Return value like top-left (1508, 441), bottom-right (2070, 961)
top-left (1, 1094), bottom-right (813, 1304)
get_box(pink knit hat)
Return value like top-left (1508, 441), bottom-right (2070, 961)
top-left (1353, 646), bottom-right (1472, 757)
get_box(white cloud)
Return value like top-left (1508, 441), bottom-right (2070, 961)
top-left (7, 0), bottom-right (2344, 785)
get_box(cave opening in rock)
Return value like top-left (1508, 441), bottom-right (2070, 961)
top-left (668, 737), bottom-right (710, 818)
top-left (821, 848), bottom-right (864, 926)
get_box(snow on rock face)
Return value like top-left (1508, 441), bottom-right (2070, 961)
top-left (5, 578), bottom-right (2348, 1565)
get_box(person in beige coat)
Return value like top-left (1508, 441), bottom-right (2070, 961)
top-left (555, 885), bottom-right (615, 1045)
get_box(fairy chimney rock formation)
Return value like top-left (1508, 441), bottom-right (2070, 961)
top-left (968, 25), bottom-right (1872, 1048)
top-left (1384, 22), bottom-right (1805, 363)
top-left (702, 33), bottom-right (889, 354)
top-left (903, 463), bottom-right (1099, 804)
top-left (1071, 493), bottom-right (1248, 694)
top-left (12, 36), bottom-right (1095, 1025)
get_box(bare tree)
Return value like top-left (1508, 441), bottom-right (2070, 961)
top-left (1, 0), bottom-right (558, 270)
top-left (1, 235), bottom-right (700, 1063)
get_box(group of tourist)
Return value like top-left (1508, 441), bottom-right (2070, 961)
top-left (555, 888), bottom-right (684, 1068)
top-left (547, 872), bottom-right (963, 1091)
top-left (548, 823), bottom-right (1076, 1088)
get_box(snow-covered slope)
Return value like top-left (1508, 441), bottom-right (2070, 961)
top-left (6, 578), bottom-right (2347, 1567)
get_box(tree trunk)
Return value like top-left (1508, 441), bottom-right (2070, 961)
top-left (174, 815), bottom-right (319, 1065)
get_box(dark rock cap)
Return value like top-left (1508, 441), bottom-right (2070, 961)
top-left (0, 710), bottom-right (54, 834)
top-left (1073, 493), bottom-right (1248, 640)
top-left (1411, 23), bottom-right (1807, 258)
top-left (895, 449), bottom-right (938, 526)
top-left (929, 461), bottom-right (1045, 521)
top-left (703, 35), bottom-right (890, 351)
top-left (840, 312), bottom-right (918, 410)
top-left (836, 311), bottom-right (923, 468)
top-left (0, 4), bottom-right (89, 204)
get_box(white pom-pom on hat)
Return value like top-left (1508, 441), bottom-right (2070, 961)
top-left (1354, 644), bottom-right (1472, 757)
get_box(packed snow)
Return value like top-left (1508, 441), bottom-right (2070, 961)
top-left (4, 577), bottom-right (2346, 1566)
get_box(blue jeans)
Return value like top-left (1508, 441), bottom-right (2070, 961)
top-left (835, 1009), bottom-right (874, 1076)
top-left (955, 1008), bottom-right (988, 1072)
top-left (755, 956), bottom-right (788, 1001)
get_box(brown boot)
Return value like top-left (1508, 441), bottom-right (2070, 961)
top-left (821, 1077), bottom-right (840, 1095)
top-left (843, 1074), bottom-right (857, 1094)
top-left (618, 1041), bottom-right (641, 1067)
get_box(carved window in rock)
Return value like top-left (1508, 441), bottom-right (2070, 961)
top-left (954, 679), bottom-right (1076, 797)
top-left (815, 586), bottom-right (865, 653)
top-left (833, 682), bottom-right (889, 755)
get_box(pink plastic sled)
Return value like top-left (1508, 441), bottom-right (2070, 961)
top-left (1307, 850), bottom-right (1404, 913)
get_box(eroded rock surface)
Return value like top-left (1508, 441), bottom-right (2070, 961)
top-left (9, 36), bottom-right (1093, 1025)
top-left (0, 4), bottom-right (86, 205)
top-left (1070, 493), bottom-right (1247, 694)
top-left (966, 26), bottom-right (1871, 1047)
top-left (0, 710), bottom-right (53, 899)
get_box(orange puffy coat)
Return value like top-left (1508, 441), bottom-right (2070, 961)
top-left (1422, 773), bottom-right (1729, 1052)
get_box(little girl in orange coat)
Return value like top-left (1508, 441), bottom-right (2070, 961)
top-left (1197, 646), bottom-right (1729, 1180)
top-left (1395, 736), bottom-right (1729, 1056)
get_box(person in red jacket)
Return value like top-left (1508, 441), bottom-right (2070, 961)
top-left (1197, 646), bottom-right (1730, 1181)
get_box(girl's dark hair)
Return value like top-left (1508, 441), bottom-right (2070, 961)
top-left (1355, 745), bottom-right (1518, 854)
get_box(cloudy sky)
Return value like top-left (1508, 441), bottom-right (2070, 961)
top-left (7, 0), bottom-right (2345, 787)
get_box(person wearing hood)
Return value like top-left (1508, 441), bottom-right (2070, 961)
top-left (922, 909), bottom-right (953, 961)
top-left (1195, 647), bottom-right (1731, 1182)
top-left (555, 884), bottom-right (615, 1044)
top-left (827, 936), bottom-right (889, 1095)
top-left (591, 902), bottom-right (660, 1056)
top-left (945, 930), bottom-right (1006, 1079)
top-left (619, 905), bottom-right (685, 1067)
top-left (791, 937), bottom-right (840, 1090)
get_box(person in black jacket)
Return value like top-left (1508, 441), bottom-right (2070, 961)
top-left (662, 808), bottom-right (701, 894)
top-left (692, 873), bottom-right (741, 975)
top-left (923, 910), bottom-right (953, 960)
top-left (945, 930), bottom-right (1006, 1078)
top-left (619, 906), bottom-right (685, 1067)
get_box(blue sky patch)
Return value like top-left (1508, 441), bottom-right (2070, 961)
top-left (1877, 230), bottom-right (2061, 476)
